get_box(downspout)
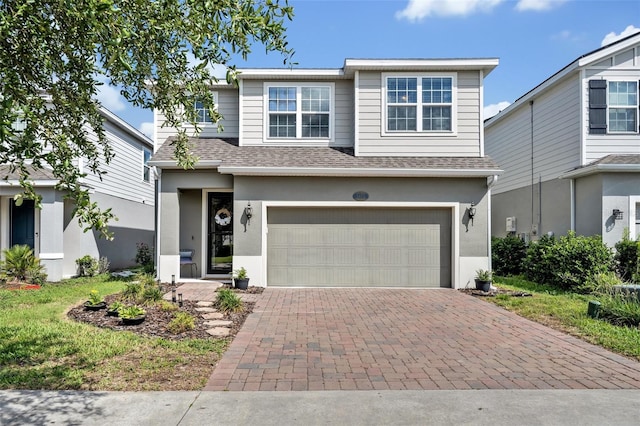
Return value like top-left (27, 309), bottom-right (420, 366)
top-left (487, 175), bottom-right (499, 271)
top-left (529, 100), bottom-right (535, 237)
top-left (570, 178), bottom-right (575, 231)
top-left (154, 167), bottom-right (161, 281)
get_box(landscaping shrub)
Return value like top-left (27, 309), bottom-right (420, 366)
top-left (524, 232), bottom-right (614, 291)
top-left (614, 230), bottom-right (640, 282)
top-left (1, 244), bottom-right (47, 284)
top-left (98, 257), bottom-right (111, 274)
top-left (492, 236), bottom-right (527, 276)
top-left (215, 289), bottom-right (243, 313)
top-left (135, 242), bottom-right (154, 274)
top-left (76, 255), bottom-right (98, 277)
top-left (167, 312), bottom-right (195, 334)
top-left (598, 290), bottom-right (640, 327)
top-left (523, 235), bottom-right (556, 286)
top-left (582, 271), bottom-right (624, 295)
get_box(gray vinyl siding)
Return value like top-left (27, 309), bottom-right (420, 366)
top-left (83, 119), bottom-right (155, 206)
top-left (485, 75), bottom-right (581, 195)
top-left (583, 65), bottom-right (640, 163)
top-left (356, 71), bottom-right (482, 156)
top-left (240, 79), bottom-right (354, 147)
top-left (155, 87), bottom-right (240, 145)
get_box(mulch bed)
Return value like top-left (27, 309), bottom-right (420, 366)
top-left (0, 282), bottom-right (41, 290)
top-left (459, 287), bottom-right (532, 297)
top-left (68, 284), bottom-right (261, 340)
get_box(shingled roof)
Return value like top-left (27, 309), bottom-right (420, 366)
top-left (0, 165), bottom-right (57, 182)
top-left (150, 138), bottom-right (502, 177)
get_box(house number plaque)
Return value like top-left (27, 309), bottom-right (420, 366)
top-left (352, 191), bottom-right (369, 201)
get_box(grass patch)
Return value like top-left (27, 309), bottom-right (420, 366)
top-left (491, 276), bottom-right (640, 361)
top-left (0, 275), bottom-right (226, 390)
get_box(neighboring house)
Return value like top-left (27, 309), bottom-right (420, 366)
top-left (1, 108), bottom-right (155, 281)
top-left (149, 58), bottom-right (502, 288)
top-left (485, 32), bottom-right (640, 248)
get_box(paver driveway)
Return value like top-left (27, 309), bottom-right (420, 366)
top-left (204, 288), bottom-right (640, 391)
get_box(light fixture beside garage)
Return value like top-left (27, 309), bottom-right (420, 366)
top-left (245, 201), bottom-right (253, 225)
top-left (467, 203), bottom-right (476, 226)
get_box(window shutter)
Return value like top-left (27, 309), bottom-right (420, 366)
top-left (589, 79), bottom-right (607, 134)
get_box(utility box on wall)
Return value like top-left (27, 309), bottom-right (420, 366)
top-left (506, 217), bottom-right (516, 233)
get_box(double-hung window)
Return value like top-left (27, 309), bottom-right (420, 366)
top-left (190, 92), bottom-right (219, 126)
top-left (266, 83), bottom-right (333, 141)
top-left (143, 149), bottom-right (152, 182)
top-left (385, 74), bottom-right (455, 133)
top-left (589, 80), bottom-right (639, 134)
top-left (608, 81), bottom-right (638, 133)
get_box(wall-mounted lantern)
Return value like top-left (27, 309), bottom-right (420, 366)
top-left (613, 209), bottom-right (623, 220)
top-left (244, 201), bottom-right (253, 225)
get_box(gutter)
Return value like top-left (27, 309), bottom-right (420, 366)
top-left (148, 160), bottom-right (223, 169)
top-left (560, 164), bottom-right (640, 179)
top-left (217, 166), bottom-right (503, 178)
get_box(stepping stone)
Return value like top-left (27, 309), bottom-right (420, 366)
top-left (204, 320), bottom-right (232, 327)
top-left (202, 312), bottom-right (224, 320)
top-left (196, 301), bottom-right (213, 307)
top-left (206, 327), bottom-right (231, 337)
top-left (195, 307), bottom-right (218, 313)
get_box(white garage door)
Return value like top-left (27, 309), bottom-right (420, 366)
top-left (267, 207), bottom-right (451, 287)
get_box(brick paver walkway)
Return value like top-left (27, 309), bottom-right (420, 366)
top-left (204, 288), bottom-right (640, 391)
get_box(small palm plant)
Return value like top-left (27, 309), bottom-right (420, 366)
top-left (0, 244), bottom-right (47, 284)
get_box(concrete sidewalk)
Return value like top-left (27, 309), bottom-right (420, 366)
top-left (2, 389), bottom-right (640, 425)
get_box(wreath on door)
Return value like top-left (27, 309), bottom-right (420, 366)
top-left (214, 208), bottom-right (232, 226)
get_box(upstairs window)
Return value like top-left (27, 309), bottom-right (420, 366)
top-left (608, 81), bottom-right (638, 133)
top-left (143, 149), bottom-right (152, 182)
top-left (265, 83), bottom-right (333, 141)
top-left (190, 92), bottom-right (218, 126)
top-left (589, 80), bottom-right (639, 134)
top-left (385, 75), bottom-right (455, 133)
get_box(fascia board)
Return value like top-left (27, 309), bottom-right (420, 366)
top-left (0, 180), bottom-right (58, 187)
top-left (561, 164), bottom-right (640, 179)
top-left (577, 34), bottom-right (640, 67)
top-left (148, 160), bottom-right (223, 169)
top-left (218, 166), bottom-right (503, 177)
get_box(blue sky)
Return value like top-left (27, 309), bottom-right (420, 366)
top-left (100, 0), bottom-right (640, 139)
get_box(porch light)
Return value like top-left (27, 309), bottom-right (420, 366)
top-left (613, 209), bottom-right (623, 220)
top-left (245, 201), bottom-right (253, 225)
top-left (468, 203), bottom-right (476, 222)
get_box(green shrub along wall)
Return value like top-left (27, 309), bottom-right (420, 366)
top-left (492, 232), bottom-right (616, 291)
top-left (491, 236), bottom-right (527, 276)
top-left (615, 230), bottom-right (640, 283)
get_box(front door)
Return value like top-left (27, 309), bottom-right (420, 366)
top-left (11, 199), bottom-right (35, 249)
top-left (207, 193), bottom-right (233, 275)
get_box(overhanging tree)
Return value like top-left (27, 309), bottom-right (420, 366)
top-left (0, 0), bottom-right (294, 238)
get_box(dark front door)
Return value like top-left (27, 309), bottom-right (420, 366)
top-left (11, 199), bottom-right (35, 249)
top-left (207, 193), bottom-right (233, 274)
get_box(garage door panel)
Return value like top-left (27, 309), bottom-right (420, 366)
top-left (267, 207), bottom-right (451, 287)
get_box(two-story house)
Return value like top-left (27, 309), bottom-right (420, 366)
top-left (1, 108), bottom-right (155, 281)
top-left (150, 58), bottom-right (502, 288)
top-left (485, 32), bottom-right (640, 248)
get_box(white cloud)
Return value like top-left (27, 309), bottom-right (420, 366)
top-left (601, 25), bottom-right (640, 47)
top-left (396, 0), bottom-right (504, 22)
top-left (515, 0), bottom-right (567, 12)
top-left (96, 76), bottom-right (126, 112)
top-left (138, 122), bottom-right (154, 140)
top-left (550, 29), bottom-right (585, 43)
top-left (484, 101), bottom-right (511, 119)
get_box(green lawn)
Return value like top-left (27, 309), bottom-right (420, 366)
top-left (492, 276), bottom-right (640, 361)
top-left (0, 275), bottom-right (226, 390)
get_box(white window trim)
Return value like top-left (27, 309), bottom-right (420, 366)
top-left (142, 147), bottom-right (152, 183)
top-left (606, 79), bottom-right (639, 135)
top-left (262, 82), bottom-right (335, 144)
top-left (182, 91), bottom-right (219, 129)
top-left (381, 72), bottom-right (458, 137)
